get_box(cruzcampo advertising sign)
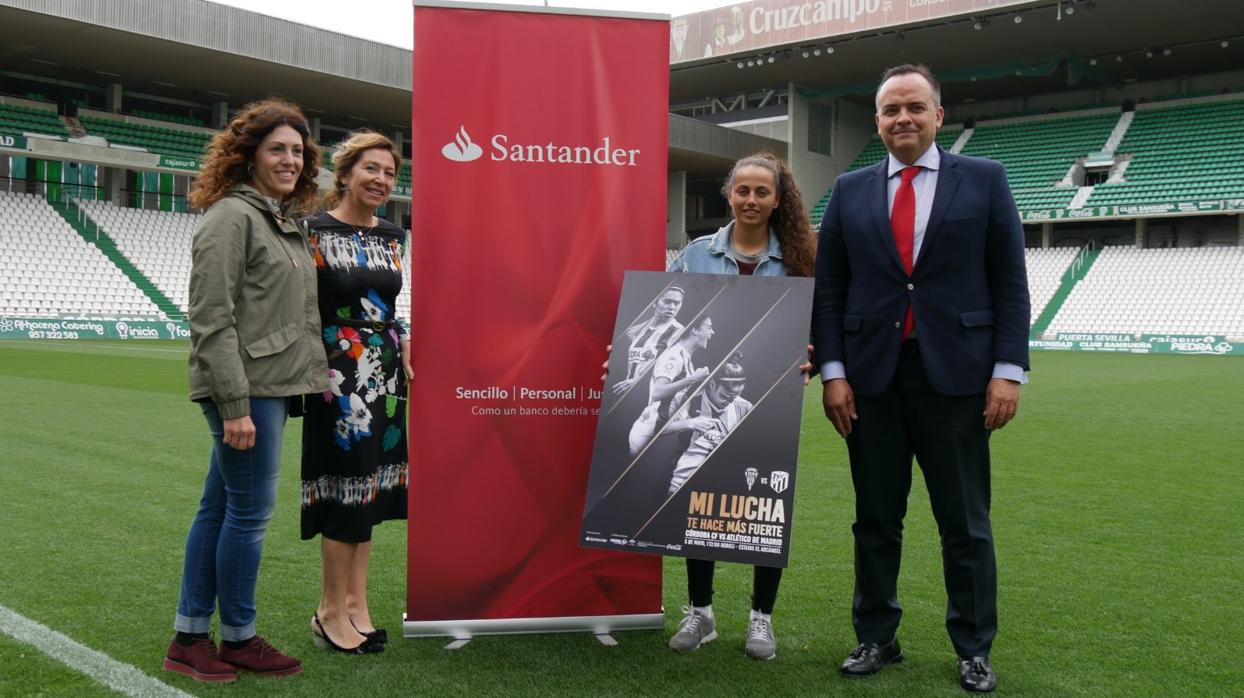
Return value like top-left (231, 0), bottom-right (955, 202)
top-left (159, 154), bottom-right (200, 171)
top-left (0, 317), bottom-right (190, 340)
top-left (1030, 332), bottom-right (1243, 356)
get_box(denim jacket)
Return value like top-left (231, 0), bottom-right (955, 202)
top-left (667, 221), bottom-right (788, 277)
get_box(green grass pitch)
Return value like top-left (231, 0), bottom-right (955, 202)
top-left (0, 339), bottom-right (1240, 696)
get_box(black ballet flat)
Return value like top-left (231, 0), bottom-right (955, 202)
top-left (312, 614), bottom-right (384, 655)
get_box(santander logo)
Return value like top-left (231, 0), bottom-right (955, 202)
top-left (441, 125), bottom-right (483, 162)
top-left (439, 124), bottom-right (641, 167)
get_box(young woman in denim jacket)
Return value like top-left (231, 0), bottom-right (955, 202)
top-left (664, 153), bottom-right (816, 661)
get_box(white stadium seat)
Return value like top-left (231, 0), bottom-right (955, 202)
top-left (1046, 246), bottom-right (1244, 337)
top-left (0, 192), bottom-right (162, 319)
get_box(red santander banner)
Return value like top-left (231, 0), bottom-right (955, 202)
top-left (406, 5), bottom-right (668, 635)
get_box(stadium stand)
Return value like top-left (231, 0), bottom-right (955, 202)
top-left (57, 200), bottom-right (411, 325)
top-left (76, 199), bottom-right (197, 315)
top-left (0, 100), bottom-right (68, 138)
top-left (1024, 247), bottom-right (1081, 322)
top-left (77, 111), bottom-right (212, 159)
top-left (10, 92), bottom-right (1238, 341)
top-left (1086, 97), bottom-right (1244, 209)
top-left (1046, 246), bottom-right (1244, 336)
top-left (960, 112), bottom-right (1118, 188)
top-left (785, 96), bottom-right (1243, 343)
top-left (0, 190), bottom-right (162, 318)
top-left (957, 111), bottom-right (1119, 212)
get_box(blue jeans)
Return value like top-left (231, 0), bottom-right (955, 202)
top-left (174, 397), bottom-right (288, 641)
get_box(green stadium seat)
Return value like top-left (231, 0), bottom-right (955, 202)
top-left (1084, 98), bottom-right (1244, 209)
top-left (0, 102), bottom-right (69, 138)
top-left (78, 114), bottom-right (212, 158)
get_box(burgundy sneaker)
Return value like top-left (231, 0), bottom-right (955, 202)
top-left (218, 635), bottom-right (303, 677)
top-left (163, 637), bottom-right (238, 683)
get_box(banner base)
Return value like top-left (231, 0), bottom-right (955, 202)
top-left (403, 611), bottom-right (665, 639)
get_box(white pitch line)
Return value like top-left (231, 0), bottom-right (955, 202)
top-left (0, 605), bottom-right (194, 698)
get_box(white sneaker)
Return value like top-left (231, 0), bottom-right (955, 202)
top-left (744, 610), bottom-right (776, 660)
top-left (668, 606), bottom-right (717, 652)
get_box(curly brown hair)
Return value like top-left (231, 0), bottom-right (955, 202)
top-left (322, 130), bottom-right (403, 210)
top-left (721, 153), bottom-right (817, 277)
top-left (189, 98), bottom-right (320, 214)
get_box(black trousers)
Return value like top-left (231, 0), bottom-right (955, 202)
top-left (686, 559), bottom-right (782, 614)
top-left (846, 344), bottom-right (997, 658)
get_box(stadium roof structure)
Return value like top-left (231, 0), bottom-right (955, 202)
top-left (4, 0), bottom-right (1243, 122)
top-left (0, 0), bottom-right (411, 129)
top-left (1, 0), bottom-right (1242, 184)
top-left (670, 0), bottom-right (1244, 107)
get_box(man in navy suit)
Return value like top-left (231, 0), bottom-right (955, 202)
top-left (812, 64), bottom-right (1030, 693)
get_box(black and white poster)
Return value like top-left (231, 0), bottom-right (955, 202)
top-left (579, 271), bottom-right (812, 567)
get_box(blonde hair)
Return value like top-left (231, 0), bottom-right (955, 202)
top-left (323, 130), bottom-right (403, 210)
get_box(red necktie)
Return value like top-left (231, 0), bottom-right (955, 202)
top-left (891, 166), bottom-right (920, 340)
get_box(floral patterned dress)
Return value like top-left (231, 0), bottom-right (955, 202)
top-left (300, 212), bottom-right (408, 542)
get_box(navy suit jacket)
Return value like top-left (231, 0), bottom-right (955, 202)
top-left (812, 147), bottom-right (1030, 397)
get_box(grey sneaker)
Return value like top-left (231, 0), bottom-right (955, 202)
top-left (668, 606), bottom-right (717, 652)
top-left (744, 610), bottom-right (776, 660)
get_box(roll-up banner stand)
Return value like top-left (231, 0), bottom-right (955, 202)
top-left (406, 1), bottom-right (670, 639)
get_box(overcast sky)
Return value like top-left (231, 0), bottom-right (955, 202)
top-left (207, 0), bottom-right (735, 49)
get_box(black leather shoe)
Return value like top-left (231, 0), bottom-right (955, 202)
top-left (958, 656), bottom-right (997, 693)
top-left (840, 638), bottom-right (903, 676)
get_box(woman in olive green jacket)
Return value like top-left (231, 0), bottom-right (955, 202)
top-left (164, 98), bottom-right (328, 683)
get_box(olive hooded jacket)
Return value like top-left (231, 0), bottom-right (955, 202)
top-left (188, 185), bottom-right (329, 419)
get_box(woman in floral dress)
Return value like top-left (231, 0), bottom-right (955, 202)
top-left (301, 131), bottom-right (410, 654)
